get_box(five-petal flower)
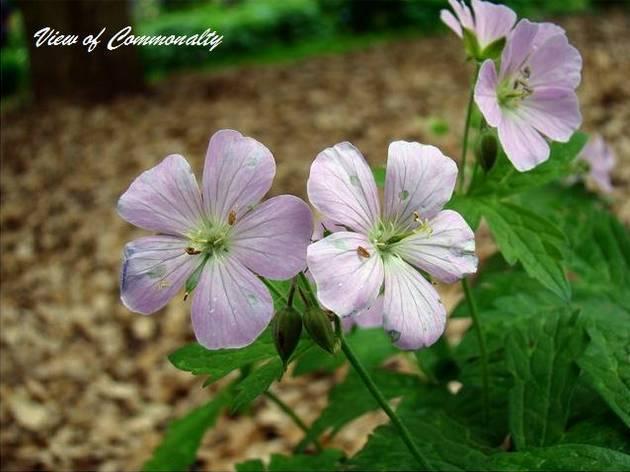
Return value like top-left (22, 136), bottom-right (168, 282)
top-left (307, 141), bottom-right (477, 350)
top-left (118, 130), bottom-right (313, 349)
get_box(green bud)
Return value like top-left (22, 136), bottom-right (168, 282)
top-left (480, 36), bottom-right (506, 61)
top-left (303, 307), bottom-right (339, 354)
top-left (478, 133), bottom-right (498, 172)
top-left (272, 307), bottom-right (302, 367)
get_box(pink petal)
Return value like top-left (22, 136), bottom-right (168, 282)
top-left (312, 216), bottom-right (346, 242)
top-left (471, 0), bottom-right (517, 48)
top-left (383, 141), bottom-right (457, 229)
top-left (202, 129), bottom-right (275, 223)
top-left (498, 113), bottom-right (550, 171)
top-left (307, 232), bottom-right (383, 317)
top-left (440, 9), bottom-right (462, 38)
top-left (500, 20), bottom-right (539, 78)
top-left (580, 135), bottom-right (616, 193)
top-left (449, 0), bottom-right (473, 30)
top-left (308, 142), bottom-right (380, 234)
top-left (393, 210), bottom-right (477, 284)
top-left (382, 256), bottom-right (446, 350)
top-left (231, 195), bottom-right (313, 280)
top-left (120, 235), bottom-right (201, 315)
top-left (518, 87), bottom-right (582, 142)
top-left (191, 255), bottom-right (273, 349)
top-left (528, 33), bottom-right (582, 90)
top-left (117, 155), bottom-right (204, 236)
top-left (342, 295), bottom-right (384, 332)
top-left (474, 60), bottom-right (502, 127)
top-left (531, 22), bottom-right (566, 50)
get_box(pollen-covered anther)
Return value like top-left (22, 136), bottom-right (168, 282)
top-left (357, 246), bottom-right (370, 258)
top-left (183, 291), bottom-right (190, 301)
top-left (228, 210), bottom-right (237, 226)
top-left (185, 247), bottom-right (202, 255)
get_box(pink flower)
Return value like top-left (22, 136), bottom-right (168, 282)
top-left (441, 0), bottom-right (517, 57)
top-left (579, 134), bottom-right (616, 193)
top-left (306, 141), bottom-right (477, 350)
top-left (474, 20), bottom-right (583, 171)
top-left (118, 130), bottom-right (313, 349)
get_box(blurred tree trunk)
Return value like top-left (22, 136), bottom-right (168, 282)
top-left (20, 0), bottom-right (144, 102)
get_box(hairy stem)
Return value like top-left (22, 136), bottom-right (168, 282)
top-left (264, 391), bottom-right (323, 452)
top-left (339, 328), bottom-right (432, 470)
top-left (457, 63), bottom-right (481, 193)
top-left (462, 277), bottom-right (489, 423)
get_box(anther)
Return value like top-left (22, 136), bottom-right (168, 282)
top-left (228, 210), bottom-right (237, 226)
top-left (183, 291), bottom-right (190, 301)
top-left (357, 246), bottom-right (370, 258)
top-left (185, 247), bottom-right (201, 255)
top-left (413, 211), bottom-right (421, 222)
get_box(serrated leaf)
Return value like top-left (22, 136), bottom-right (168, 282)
top-left (472, 133), bottom-right (587, 198)
top-left (578, 317), bottom-right (630, 428)
top-left (506, 310), bottom-right (587, 449)
top-left (480, 200), bottom-right (571, 300)
top-left (143, 388), bottom-right (231, 472)
top-left (236, 450), bottom-right (344, 472)
top-left (488, 444), bottom-right (630, 471)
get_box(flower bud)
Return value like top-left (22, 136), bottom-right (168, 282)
top-left (478, 133), bottom-right (498, 172)
top-left (272, 307), bottom-right (302, 367)
top-left (303, 307), bottom-right (339, 354)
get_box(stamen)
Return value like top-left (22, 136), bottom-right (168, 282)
top-left (413, 211), bottom-right (421, 223)
top-left (228, 210), bottom-right (237, 226)
top-left (357, 246), bottom-right (370, 258)
top-left (185, 247), bottom-right (201, 255)
top-left (183, 291), bottom-right (190, 301)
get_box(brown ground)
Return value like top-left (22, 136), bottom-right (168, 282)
top-left (1, 11), bottom-right (629, 472)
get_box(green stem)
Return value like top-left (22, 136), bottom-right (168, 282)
top-left (264, 391), bottom-right (323, 452)
top-left (298, 272), bottom-right (318, 306)
top-left (462, 277), bottom-right (489, 424)
top-left (339, 329), bottom-right (432, 470)
top-left (456, 63), bottom-right (481, 194)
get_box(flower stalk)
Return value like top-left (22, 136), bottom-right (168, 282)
top-left (457, 63), bottom-right (481, 193)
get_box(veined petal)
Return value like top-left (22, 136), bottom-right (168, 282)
top-left (231, 195), bottom-right (313, 280)
top-left (117, 155), bottom-right (203, 236)
top-left (500, 20), bottom-right (539, 78)
top-left (440, 9), bottom-right (462, 37)
top-left (393, 210), bottom-right (477, 284)
top-left (191, 255), bottom-right (273, 349)
top-left (382, 256), bottom-right (446, 350)
top-left (383, 141), bottom-right (457, 229)
top-left (202, 129), bottom-right (275, 223)
top-left (307, 142), bottom-right (380, 234)
top-left (499, 113), bottom-right (550, 171)
top-left (307, 232), bottom-right (383, 317)
top-left (474, 60), bottom-right (502, 128)
top-left (120, 235), bottom-right (201, 314)
top-left (342, 295), bottom-right (384, 331)
top-left (518, 87), bottom-right (581, 142)
top-left (528, 33), bottom-right (582, 90)
top-left (472, 0), bottom-right (517, 49)
top-left (449, 0), bottom-right (473, 30)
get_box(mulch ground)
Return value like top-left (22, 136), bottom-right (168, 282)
top-left (1, 10), bottom-right (628, 472)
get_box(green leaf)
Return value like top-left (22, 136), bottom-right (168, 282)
top-left (480, 199), bottom-right (571, 300)
top-left (506, 310), bottom-right (587, 449)
top-left (236, 450), bottom-right (344, 472)
top-left (348, 393), bottom-right (493, 471)
top-left (578, 317), bottom-right (630, 428)
top-left (143, 388), bottom-right (231, 472)
top-left (472, 133), bottom-right (587, 198)
top-left (488, 444), bottom-right (630, 471)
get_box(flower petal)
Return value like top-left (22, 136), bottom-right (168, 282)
top-left (202, 129), bottom-right (276, 222)
top-left (498, 113), bottom-right (550, 171)
top-left (472, 0), bottom-right (517, 49)
top-left (393, 210), bottom-right (477, 284)
top-left (117, 155), bottom-right (204, 236)
top-left (191, 255), bottom-right (273, 349)
top-left (382, 256), bottom-right (446, 350)
top-left (518, 87), bottom-right (582, 142)
top-left (440, 9), bottom-right (462, 37)
top-left (342, 295), bottom-right (384, 332)
top-left (383, 141), bottom-right (457, 228)
top-left (500, 19), bottom-right (539, 78)
top-left (307, 232), bottom-right (383, 317)
top-left (474, 60), bottom-right (502, 127)
top-left (120, 235), bottom-right (201, 315)
top-left (528, 32), bottom-right (582, 90)
top-left (231, 195), bottom-right (313, 280)
top-left (449, 0), bottom-right (473, 30)
top-left (308, 142), bottom-right (380, 234)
